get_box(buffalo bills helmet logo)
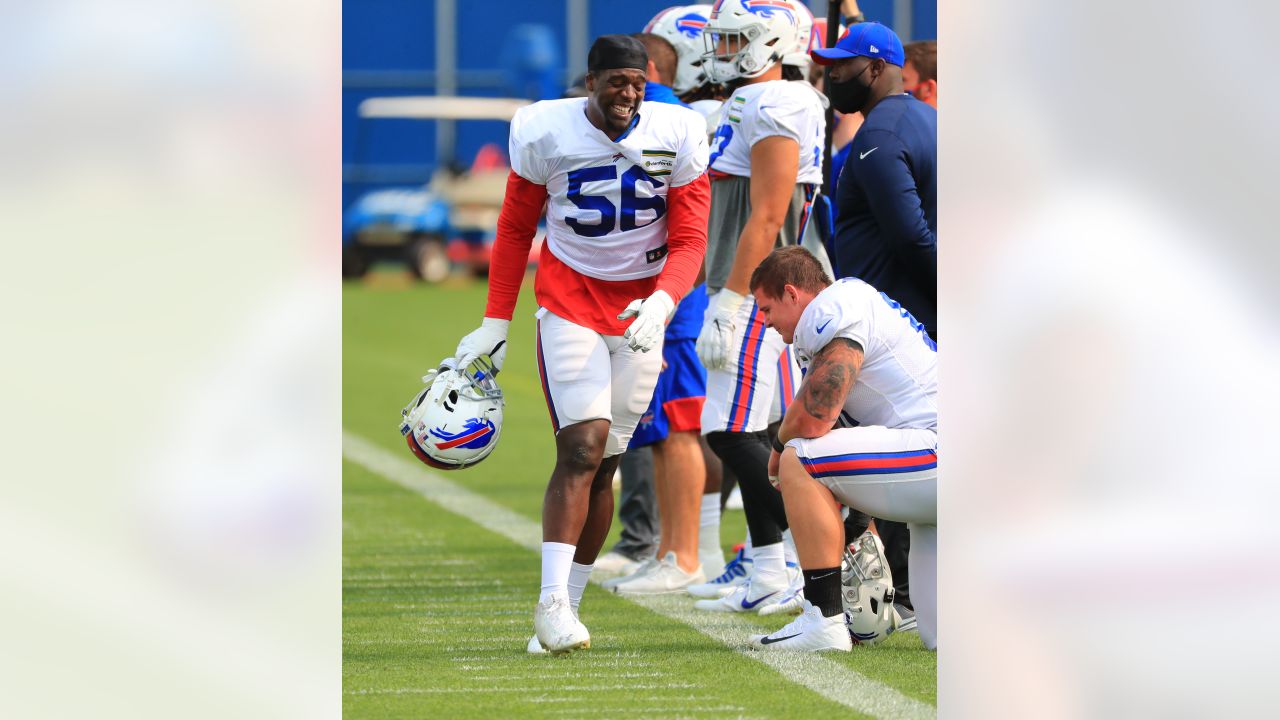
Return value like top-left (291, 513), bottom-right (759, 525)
top-left (675, 12), bottom-right (708, 37)
top-left (744, 0), bottom-right (795, 24)
top-left (430, 417), bottom-right (496, 450)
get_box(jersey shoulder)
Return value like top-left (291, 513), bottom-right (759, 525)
top-left (511, 98), bottom-right (587, 149)
top-left (641, 100), bottom-right (708, 135)
top-left (751, 80), bottom-right (825, 115)
top-left (795, 279), bottom-right (876, 363)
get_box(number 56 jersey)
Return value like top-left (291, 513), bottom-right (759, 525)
top-left (509, 98), bottom-right (709, 282)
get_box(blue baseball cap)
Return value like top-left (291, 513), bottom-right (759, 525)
top-left (810, 21), bottom-right (905, 67)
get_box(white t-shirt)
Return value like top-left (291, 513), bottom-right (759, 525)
top-left (707, 80), bottom-right (825, 187)
top-left (508, 97), bottom-right (709, 281)
top-left (792, 278), bottom-right (938, 430)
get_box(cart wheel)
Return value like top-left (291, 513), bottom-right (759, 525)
top-left (342, 244), bottom-right (369, 279)
top-left (408, 236), bottom-right (450, 283)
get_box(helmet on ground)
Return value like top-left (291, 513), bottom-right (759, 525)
top-left (644, 5), bottom-right (714, 96)
top-left (842, 530), bottom-right (901, 644)
top-left (400, 355), bottom-right (504, 470)
top-left (702, 0), bottom-right (800, 83)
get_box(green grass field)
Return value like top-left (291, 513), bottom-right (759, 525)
top-left (343, 272), bottom-right (937, 718)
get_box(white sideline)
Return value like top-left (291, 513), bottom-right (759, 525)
top-left (344, 431), bottom-right (936, 720)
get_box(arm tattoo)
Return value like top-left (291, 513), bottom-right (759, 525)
top-left (799, 338), bottom-right (863, 422)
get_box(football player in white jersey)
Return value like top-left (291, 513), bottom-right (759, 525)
top-left (748, 247), bottom-right (938, 651)
top-left (446, 35), bottom-right (710, 654)
top-left (645, 5), bottom-right (726, 138)
top-left (690, 0), bottom-right (828, 614)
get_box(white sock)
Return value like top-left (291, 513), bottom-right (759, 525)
top-left (567, 562), bottom-right (593, 612)
top-left (700, 493), bottom-right (720, 527)
top-left (698, 493), bottom-right (722, 564)
top-left (744, 529), bottom-right (754, 561)
top-left (781, 528), bottom-right (799, 567)
top-left (751, 542), bottom-right (787, 590)
top-left (539, 542), bottom-right (576, 604)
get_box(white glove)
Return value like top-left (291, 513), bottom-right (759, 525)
top-left (695, 288), bottom-right (746, 370)
top-left (453, 317), bottom-right (510, 371)
top-left (617, 289), bottom-right (675, 353)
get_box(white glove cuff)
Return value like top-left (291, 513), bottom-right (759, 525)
top-left (714, 288), bottom-right (746, 317)
top-left (479, 317), bottom-right (510, 333)
top-left (651, 289), bottom-right (676, 321)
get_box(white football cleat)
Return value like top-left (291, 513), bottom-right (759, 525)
top-left (526, 634), bottom-right (547, 654)
top-left (600, 556), bottom-right (658, 590)
top-left (533, 594), bottom-right (590, 654)
top-left (750, 600), bottom-right (852, 652)
top-left (592, 550), bottom-right (641, 579)
top-left (612, 552), bottom-right (705, 595)
top-left (893, 603), bottom-right (917, 633)
top-left (686, 547), bottom-right (752, 598)
top-left (693, 575), bottom-right (787, 613)
top-left (757, 567), bottom-right (805, 616)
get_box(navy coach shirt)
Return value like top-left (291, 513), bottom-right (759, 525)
top-left (833, 94), bottom-right (937, 338)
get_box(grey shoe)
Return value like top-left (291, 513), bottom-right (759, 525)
top-left (612, 552), bottom-right (705, 595)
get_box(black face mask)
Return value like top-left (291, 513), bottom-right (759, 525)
top-left (827, 63), bottom-right (872, 114)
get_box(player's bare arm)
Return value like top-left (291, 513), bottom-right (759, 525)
top-left (721, 136), bottom-right (801, 295)
top-left (779, 337), bottom-right (864, 444)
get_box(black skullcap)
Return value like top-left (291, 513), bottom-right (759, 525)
top-left (587, 34), bottom-right (648, 73)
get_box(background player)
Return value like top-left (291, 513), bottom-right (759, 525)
top-left (692, 0), bottom-right (826, 614)
top-left (446, 34), bottom-right (710, 653)
top-left (604, 31), bottom-right (714, 595)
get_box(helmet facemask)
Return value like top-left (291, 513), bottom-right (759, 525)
top-left (701, 0), bottom-right (799, 83)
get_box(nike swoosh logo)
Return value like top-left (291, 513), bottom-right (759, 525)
top-left (760, 632), bottom-right (802, 645)
top-left (816, 319), bottom-right (831, 333)
top-left (859, 147), bottom-right (879, 160)
top-left (740, 590), bottom-right (779, 609)
top-left (808, 570), bottom-right (838, 581)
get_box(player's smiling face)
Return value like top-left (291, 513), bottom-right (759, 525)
top-left (586, 68), bottom-right (646, 138)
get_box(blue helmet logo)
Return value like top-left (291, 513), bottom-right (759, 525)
top-left (430, 417), bottom-right (496, 450)
top-left (744, 0), bottom-right (795, 24)
top-left (675, 13), bottom-right (708, 38)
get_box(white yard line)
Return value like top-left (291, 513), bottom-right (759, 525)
top-left (344, 431), bottom-right (936, 720)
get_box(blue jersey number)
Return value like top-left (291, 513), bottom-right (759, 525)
top-left (565, 164), bottom-right (666, 237)
top-left (709, 124), bottom-right (734, 168)
top-left (880, 292), bottom-right (937, 351)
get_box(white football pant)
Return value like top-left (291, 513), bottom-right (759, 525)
top-left (535, 308), bottom-right (664, 457)
top-left (788, 425), bottom-right (938, 650)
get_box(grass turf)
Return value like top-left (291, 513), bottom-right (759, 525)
top-left (343, 273), bottom-right (936, 716)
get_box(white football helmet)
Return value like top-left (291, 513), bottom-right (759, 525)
top-left (780, 0), bottom-right (814, 69)
top-left (644, 5), bottom-right (713, 96)
top-left (702, 0), bottom-right (800, 83)
top-left (842, 530), bottom-right (901, 645)
top-left (400, 355), bottom-right (504, 470)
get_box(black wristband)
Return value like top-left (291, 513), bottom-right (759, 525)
top-left (771, 435), bottom-right (786, 453)
top-left (847, 13), bottom-right (866, 24)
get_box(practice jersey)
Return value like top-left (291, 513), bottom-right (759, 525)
top-left (688, 98), bottom-right (724, 138)
top-left (509, 98), bottom-right (709, 282)
top-left (707, 80), bottom-right (825, 186)
top-left (792, 278), bottom-right (937, 430)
